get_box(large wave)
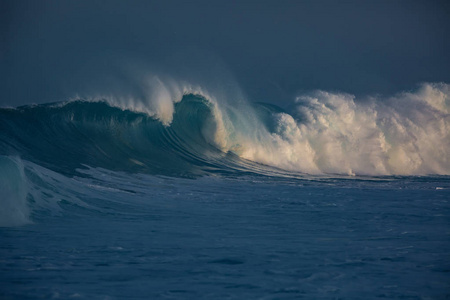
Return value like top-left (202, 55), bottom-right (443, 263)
top-left (0, 82), bottom-right (449, 177)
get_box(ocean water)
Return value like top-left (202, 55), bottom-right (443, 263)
top-left (1, 83), bottom-right (449, 299)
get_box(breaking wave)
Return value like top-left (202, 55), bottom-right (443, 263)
top-left (0, 82), bottom-right (449, 177)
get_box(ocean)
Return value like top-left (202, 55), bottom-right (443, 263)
top-left (1, 83), bottom-right (449, 299)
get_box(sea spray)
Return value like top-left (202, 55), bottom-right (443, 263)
top-left (0, 156), bottom-right (30, 227)
top-left (287, 83), bottom-right (450, 175)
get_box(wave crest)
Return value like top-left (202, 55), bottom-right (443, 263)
top-left (1, 83), bottom-right (449, 176)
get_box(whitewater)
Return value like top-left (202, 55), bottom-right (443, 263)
top-left (1, 80), bottom-right (449, 299)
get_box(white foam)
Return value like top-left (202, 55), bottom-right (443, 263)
top-left (68, 78), bottom-right (450, 176)
top-left (203, 83), bottom-right (449, 176)
top-left (261, 83), bottom-right (450, 175)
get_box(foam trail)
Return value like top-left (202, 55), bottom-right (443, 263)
top-left (0, 156), bottom-right (30, 227)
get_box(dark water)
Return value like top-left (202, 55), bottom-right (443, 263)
top-left (1, 162), bottom-right (449, 299)
top-left (1, 92), bottom-right (450, 298)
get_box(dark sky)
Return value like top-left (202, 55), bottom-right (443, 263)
top-left (1, 0), bottom-right (449, 106)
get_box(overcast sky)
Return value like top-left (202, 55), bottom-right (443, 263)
top-left (1, 0), bottom-right (449, 106)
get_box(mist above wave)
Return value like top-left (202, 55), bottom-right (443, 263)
top-left (2, 76), bottom-right (449, 176)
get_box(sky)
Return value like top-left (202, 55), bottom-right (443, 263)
top-left (1, 0), bottom-right (449, 107)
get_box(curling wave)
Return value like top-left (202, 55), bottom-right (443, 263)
top-left (0, 83), bottom-right (449, 177)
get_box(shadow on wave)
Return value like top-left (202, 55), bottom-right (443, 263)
top-left (0, 95), bottom-right (289, 178)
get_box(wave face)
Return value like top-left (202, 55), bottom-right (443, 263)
top-left (0, 83), bottom-right (449, 177)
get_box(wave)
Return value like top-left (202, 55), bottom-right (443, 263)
top-left (0, 82), bottom-right (449, 177)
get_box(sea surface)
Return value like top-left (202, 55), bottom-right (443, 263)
top-left (1, 86), bottom-right (450, 299)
